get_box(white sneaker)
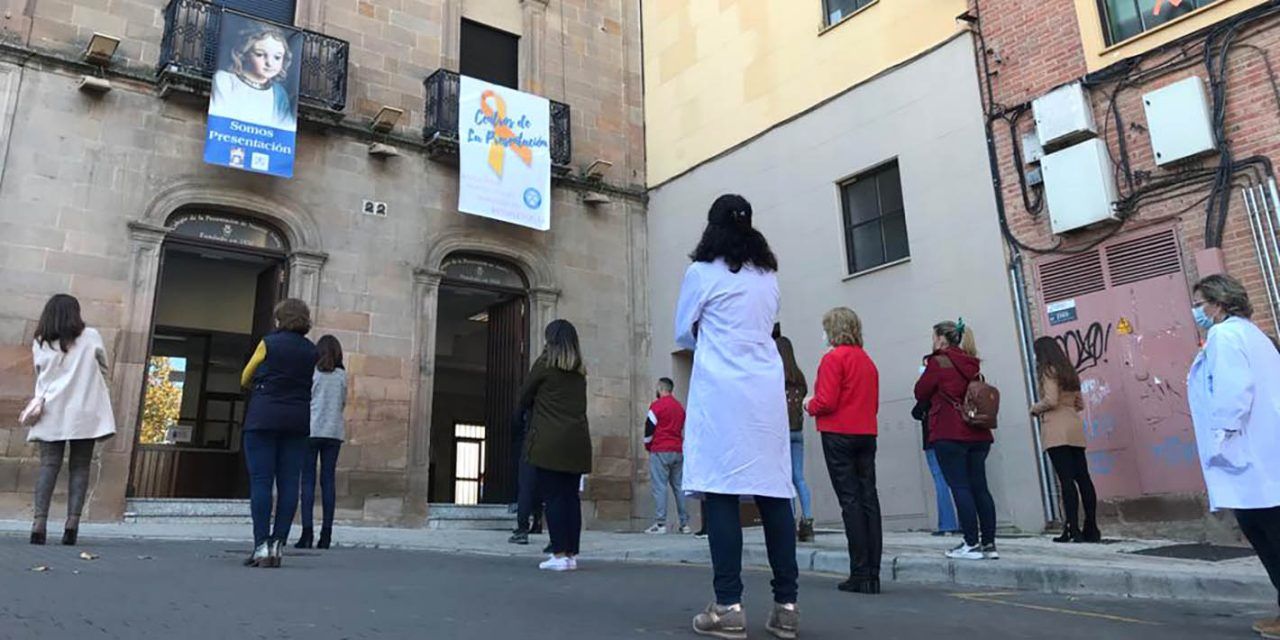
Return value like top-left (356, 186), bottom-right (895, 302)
top-left (567, 556), bottom-right (578, 570)
top-left (645, 523), bottom-right (667, 535)
top-left (539, 555), bottom-right (573, 571)
top-left (945, 543), bottom-right (984, 560)
top-left (679, 525), bottom-right (694, 535)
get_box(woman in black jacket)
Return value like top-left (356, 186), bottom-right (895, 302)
top-left (518, 320), bottom-right (592, 571)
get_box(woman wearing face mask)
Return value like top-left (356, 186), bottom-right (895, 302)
top-left (1186, 275), bottom-right (1280, 639)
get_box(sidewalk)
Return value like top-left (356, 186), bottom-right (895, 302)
top-left (0, 520), bottom-right (1270, 605)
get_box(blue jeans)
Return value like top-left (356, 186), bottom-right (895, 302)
top-left (925, 448), bottom-right (959, 533)
top-left (790, 431), bottom-right (813, 520)
top-left (649, 451), bottom-right (689, 526)
top-left (243, 430), bottom-right (308, 546)
top-left (705, 493), bottom-right (799, 606)
top-left (933, 440), bottom-right (997, 547)
top-left (300, 437), bottom-right (342, 530)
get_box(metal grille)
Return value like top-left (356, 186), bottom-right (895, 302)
top-left (159, 0), bottom-right (349, 112)
top-left (1104, 229), bottom-right (1182, 287)
top-left (1038, 251), bottom-right (1107, 303)
top-left (423, 69), bottom-right (573, 167)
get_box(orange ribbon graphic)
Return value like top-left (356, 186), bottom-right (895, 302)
top-left (481, 90), bottom-right (533, 177)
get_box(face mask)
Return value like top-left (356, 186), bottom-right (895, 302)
top-left (1193, 305), bottom-right (1215, 330)
top-left (821, 331), bottom-right (830, 348)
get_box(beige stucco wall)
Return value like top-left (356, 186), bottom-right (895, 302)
top-left (642, 0), bottom-right (969, 186)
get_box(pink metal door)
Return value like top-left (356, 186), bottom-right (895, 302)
top-left (1035, 228), bottom-right (1203, 503)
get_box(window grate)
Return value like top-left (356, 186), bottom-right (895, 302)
top-left (1038, 251), bottom-right (1106, 303)
top-left (1104, 229), bottom-right (1182, 286)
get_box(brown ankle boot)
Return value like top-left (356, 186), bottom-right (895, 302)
top-left (797, 518), bottom-right (815, 542)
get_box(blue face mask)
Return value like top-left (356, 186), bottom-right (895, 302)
top-left (1192, 305), bottom-right (1215, 330)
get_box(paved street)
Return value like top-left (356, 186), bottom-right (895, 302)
top-left (0, 535), bottom-right (1264, 639)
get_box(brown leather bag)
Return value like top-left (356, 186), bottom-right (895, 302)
top-left (938, 356), bottom-right (1000, 430)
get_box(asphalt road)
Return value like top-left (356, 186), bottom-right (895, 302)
top-left (0, 536), bottom-right (1265, 639)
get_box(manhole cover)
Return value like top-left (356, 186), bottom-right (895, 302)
top-left (1129, 543), bottom-right (1257, 562)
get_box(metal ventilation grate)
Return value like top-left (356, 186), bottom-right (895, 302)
top-left (1038, 251), bottom-right (1106, 303)
top-left (1105, 229), bottom-right (1182, 287)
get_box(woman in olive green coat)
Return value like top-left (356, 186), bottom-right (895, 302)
top-left (519, 319), bottom-right (592, 571)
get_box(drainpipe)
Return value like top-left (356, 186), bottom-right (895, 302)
top-left (1008, 250), bottom-right (1058, 525)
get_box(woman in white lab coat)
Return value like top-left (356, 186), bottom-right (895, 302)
top-left (1187, 274), bottom-right (1280, 638)
top-left (675, 194), bottom-right (798, 640)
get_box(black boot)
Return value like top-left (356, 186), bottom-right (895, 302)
top-left (316, 527), bottom-right (332, 550)
top-left (837, 577), bottom-right (881, 594)
top-left (1081, 522), bottom-right (1102, 543)
top-left (1053, 523), bottom-right (1081, 543)
top-left (509, 530), bottom-right (530, 545)
top-left (797, 518), bottom-right (815, 543)
top-left (295, 527), bottom-right (314, 549)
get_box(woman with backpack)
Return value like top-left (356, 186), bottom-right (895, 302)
top-left (913, 319), bottom-right (998, 561)
top-left (22, 294), bottom-right (116, 546)
top-left (1030, 337), bottom-right (1101, 544)
top-left (295, 335), bottom-right (347, 550)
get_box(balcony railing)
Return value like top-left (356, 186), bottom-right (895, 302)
top-left (423, 69), bottom-right (572, 169)
top-left (158, 0), bottom-right (349, 113)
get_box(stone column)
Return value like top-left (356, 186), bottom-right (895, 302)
top-left (94, 220), bottom-right (168, 521)
top-left (519, 0), bottom-right (551, 95)
top-left (441, 0), bottom-right (464, 71)
top-left (405, 268), bottom-right (443, 522)
top-left (288, 250), bottom-right (327, 312)
top-left (529, 286), bottom-right (560, 356)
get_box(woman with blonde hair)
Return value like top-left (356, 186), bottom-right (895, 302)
top-left (804, 307), bottom-right (881, 594)
top-left (517, 319), bottom-right (592, 572)
top-left (914, 319), bottom-right (998, 561)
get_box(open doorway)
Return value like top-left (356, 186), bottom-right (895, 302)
top-left (129, 214), bottom-right (289, 499)
top-left (428, 255), bottom-right (529, 505)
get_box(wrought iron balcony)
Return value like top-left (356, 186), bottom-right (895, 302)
top-left (423, 69), bottom-right (572, 169)
top-left (158, 0), bottom-right (349, 114)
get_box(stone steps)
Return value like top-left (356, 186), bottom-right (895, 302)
top-left (425, 503), bottom-right (514, 531)
top-left (124, 498), bottom-right (252, 524)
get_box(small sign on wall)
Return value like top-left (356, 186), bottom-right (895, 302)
top-left (1047, 299), bottom-right (1078, 326)
top-left (362, 200), bottom-right (388, 217)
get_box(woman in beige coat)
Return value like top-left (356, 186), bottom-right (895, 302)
top-left (23, 294), bottom-right (116, 545)
top-left (1030, 337), bottom-right (1100, 543)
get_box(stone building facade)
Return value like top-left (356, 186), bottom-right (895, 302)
top-left (0, 0), bottom-right (649, 527)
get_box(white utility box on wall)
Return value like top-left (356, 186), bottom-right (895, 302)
top-left (1041, 138), bottom-right (1120, 234)
top-left (1143, 76), bottom-right (1217, 166)
top-left (1033, 82), bottom-right (1096, 149)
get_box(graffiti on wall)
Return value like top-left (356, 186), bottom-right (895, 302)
top-left (1055, 322), bottom-right (1112, 374)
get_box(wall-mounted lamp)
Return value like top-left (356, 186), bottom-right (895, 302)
top-left (78, 76), bottom-right (113, 94)
top-left (581, 159), bottom-right (613, 181)
top-left (371, 106), bottom-right (404, 134)
top-left (83, 33), bottom-right (121, 66)
top-left (368, 142), bottom-right (400, 157)
top-left (582, 191), bottom-right (611, 206)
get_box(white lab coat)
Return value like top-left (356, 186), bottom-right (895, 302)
top-left (674, 259), bottom-right (792, 498)
top-left (1187, 316), bottom-right (1280, 511)
top-left (27, 328), bottom-right (117, 443)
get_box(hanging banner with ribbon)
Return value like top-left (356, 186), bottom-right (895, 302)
top-left (458, 75), bottom-right (552, 231)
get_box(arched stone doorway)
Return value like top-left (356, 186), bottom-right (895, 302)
top-left (128, 210), bottom-right (293, 499)
top-left (427, 253), bottom-right (530, 506)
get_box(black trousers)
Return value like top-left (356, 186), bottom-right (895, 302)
top-left (1236, 506), bottom-right (1280, 607)
top-left (820, 433), bottom-right (882, 579)
top-left (537, 467), bottom-right (581, 555)
top-left (516, 458), bottom-right (543, 532)
top-left (1046, 446), bottom-right (1098, 530)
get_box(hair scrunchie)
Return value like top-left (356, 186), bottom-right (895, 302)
top-left (956, 317), bottom-right (966, 338)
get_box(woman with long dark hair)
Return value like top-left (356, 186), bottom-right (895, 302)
top-left (240, 298), bottom-right (317, 568)
top-left (296, 335), bottom-right (347, 550)
top-left (517, 319), bottom-right (592, 571)
top-left (675, 194), bottom-right (799, 639)
top-left (22, 294), bottom-right (116, 545)
top-left (1030, 337), bottom-right (1100, 543)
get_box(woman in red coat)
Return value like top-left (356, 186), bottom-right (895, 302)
top-left (805, 307), bottom-right (881, 594)
top-left (913, 319), bottom-right (997, 561)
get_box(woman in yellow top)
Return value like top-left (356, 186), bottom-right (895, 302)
top-left (1030, 337), bottom-right (1101, 544)
top-left (239, 299), bottom-right (317, 567)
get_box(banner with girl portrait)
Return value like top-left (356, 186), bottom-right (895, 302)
top-left (203, 11), bottom-right (303, 178)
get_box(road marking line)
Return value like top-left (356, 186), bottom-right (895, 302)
top-left (950, 592), bottom-right (1160, 625)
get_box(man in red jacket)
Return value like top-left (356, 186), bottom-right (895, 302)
top-left (645, 377), bottom-right (691, 534)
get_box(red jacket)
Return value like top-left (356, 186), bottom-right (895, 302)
top-left (805, 345), bottom-right (879, 436)
top-left (913, 347), bottom-right (994, 444)
top-left (645, 395), bottom-right (685, 453)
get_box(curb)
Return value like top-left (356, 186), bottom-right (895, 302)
top-left (3, 527), bottom-right (1271, 605)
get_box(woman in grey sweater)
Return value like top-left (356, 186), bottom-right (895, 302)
top-left (296, 335), bottom-right (347, 549)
